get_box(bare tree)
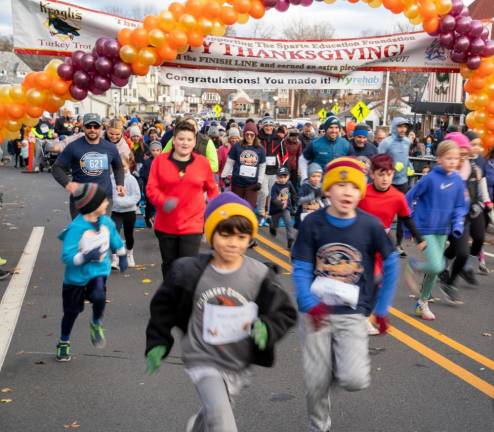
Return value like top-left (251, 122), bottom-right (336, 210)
top-left (102, 6), bottom-right (127, 17)
top-left (281, 18), bottom-right (335, 40)
top-left (250, 21), bottom-right (275, 39)
top-left (0, 35), bottom-right (13, 52)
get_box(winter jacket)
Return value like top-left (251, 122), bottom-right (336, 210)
top-left (269, 181), bottom-right (297, 215)
top-left (378, 117), bottom-right (412, 186)
top-left (111, 172), bottom-right (141, 213)
top-left (294, 180), bottom-right (328, 228)
top-left (163, 134), bottom-right (219, 173)
top-left (217, 144), bottom-right (231, 176)
top-left (139, 156), bottom-right (154, 187)
top-left (299, 132), bottom-right (314, 150)
top-left (283, 138), bottom-right (302, 172)
top-left (59, 214), bottom-right (124, 286)
top-left (146, 152), bottom-right (219, 235)
top-left (406, 165), bottom-right (467, 236)
top-left (145, 253), bottom-right (297, 367)
top-left (303, 134), bottom-right (353, 170)
top-left (351, 140), bottom-right (378, 160)
top-left (258, 129), bottom-right (287, 176)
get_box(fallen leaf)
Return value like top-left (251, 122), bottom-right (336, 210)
top-left (482, 332), bottom-right (492, 337)
top-left (34, 361), bottom-right (45, 365)
top-left (0, 399), bottom-right (13, 404)
top-left (64, 421), bottom-right (81, 429)
top-left (1, 388), bottom-right (13, 393)
top-left (142, 279), bottom-right (152, 284)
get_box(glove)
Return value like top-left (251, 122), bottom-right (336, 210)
top-left (254, 183), bottom-right (262, 191)
top-left (308, 303), bottom-right (330, 330)
top-left (223, 177), bottom-right (231, 187)
top-left (374, 315), bottom-right (389, 335)
top-left (82, 246), bottom-right (101, 264)
top-left (146, 345), bottom-right (167, 375)
top-left (163, 197), bottom-right (178, 213)
top-left (394, 162), bottom-right (404, 172)
top-left (407, 167), bottom-right (415, 177)
top-left (118, 255), bottom-right (128, 273)
top-left (252, 319), bottom-right (268, 350)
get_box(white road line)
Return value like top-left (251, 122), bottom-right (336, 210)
top-left (0, 227), bottom-right (44, 372)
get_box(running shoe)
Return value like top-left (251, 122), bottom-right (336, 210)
top-left (111, 254), bottom-right (119, 270)
top-left (0, 269), bottom-right (10, 280)
top-left (366, 318), bottom-right (380, 336)
top-left (414, 299), bottom-right (435, 320)
top-left (0, 256), bottom-right (7, 266)
top-left (396, 245), bottom-right (407, 258)
top-left (127, 250), bottom-right (136, 268)
top-left (459, 269), bottom-right (478, 286)
top-left (478, 263), bottom-right (490, 274)
top-left (56, 341), bottom-right (71, 362)
top-left (90, 323), bottom-right (106, 348)
top-left (186, 414), bottom-right (198, 432)
top-left (259, 217), bottom-right (267, 227)
top-left (439, 283), bottom-right (464, 305)
top-left (269, 225), bottom-right (277, 236)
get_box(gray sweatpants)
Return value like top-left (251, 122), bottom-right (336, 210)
top-left (186, 367), bottom-right (250, 432)
top-left (256, 174), bottom-right (276, 217)
top-left (300, 313), bottom-right (370, 432)
top-left (270, 209), bottom-right (296, 242)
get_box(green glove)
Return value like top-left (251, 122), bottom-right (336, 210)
top-left (252, 320), bottom-right (268, 351)
top-left (146, 345), bottom-right (167, 375)
top-left (407, 166), bottom-right (415, 177)
top-left (394, 162), bottom-right (404, 172)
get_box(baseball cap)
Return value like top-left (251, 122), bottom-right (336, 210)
top-left (83, 113), bottom-right (102, 126)
top-left (277, 166), bottom-right (289, 176)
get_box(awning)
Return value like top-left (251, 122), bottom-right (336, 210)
top-left (412, 102), bottom-right (466, 116)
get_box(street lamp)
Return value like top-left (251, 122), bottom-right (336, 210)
top-left (272, 95), bottom-right (279, 121)
top-left (322, 99), bottom-right (327, 106)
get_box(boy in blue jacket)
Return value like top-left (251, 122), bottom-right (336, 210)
top-left (292, 157), bottom-right (399, 432)
top-left (404, 140), bottom-right (467, 320)
top-left (56, 183), bottom-right (128, 361)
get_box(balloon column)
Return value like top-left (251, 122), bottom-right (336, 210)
top-left (0, 0), bottom-right (493, 150)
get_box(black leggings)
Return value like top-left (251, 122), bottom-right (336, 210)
top-left (111, 211), bottom-right (136, 250)
top-left (155, 230), bottom-right (202, 279)
top-left (393, 182), bottom-right (409, 246)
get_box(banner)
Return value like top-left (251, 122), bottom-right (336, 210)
top-left (13, 0), bottom-right (460, 76)
top-left (161, 67), bottom-right (384, 90)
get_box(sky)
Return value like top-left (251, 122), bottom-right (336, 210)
top-left (1, 0), bottom-right (477, 39)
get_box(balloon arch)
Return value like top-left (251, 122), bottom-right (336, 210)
top-left (1, 0), bottom-right (494, 149)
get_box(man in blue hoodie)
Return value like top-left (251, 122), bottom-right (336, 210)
top-left (300, 116), bottom-right (353, 182)
top-left (378, 117), bottom-right (413, 256)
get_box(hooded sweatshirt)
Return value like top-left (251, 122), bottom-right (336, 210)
top-left (406, 165), bottom-right (467, 236)
top-left (378, 117), bottom-right (412, 186)
top-left (303, 133), bottom-right (353, 170)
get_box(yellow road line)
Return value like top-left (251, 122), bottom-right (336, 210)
top-left (390, 307), bottom-right (494, 371)
top-left (388, 326), bottom-right (494, 398)
top-left (253, 243), bottom-right (494, 398)
top-left (257, 233), bottom-right (291, 258)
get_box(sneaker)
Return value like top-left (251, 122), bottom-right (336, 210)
top-left (414, 299), bottom-right (436, 320)
top-left (439, 283), bottom-right (464, 305)
top-left (127, 249), bottom-right (135, 268)
top-left (186, 414), bottom-right (198, 432)
top-left (0, 269), bottom-right (10, 281)
top-left (459, 269), bottom-right (478, 285)
top-left (56, 341), bottom-right (71, 362)
top-left (403, 258), bottom-right (420, 296)
top-left (259, 217), bottom-right (268, 227)
top-left (269, 225), bottom-right (277, 236)
top-left (366, 318), bottom-right (380, 336)
top-left (111, 254), bottom-right (119, 270)
top-left (0, 256), bottom-right (7, 266)
top-left (89, 323), bottom-right (106, 348)
top-left (396, 245), bottom-right (407, 258)
top-left (478, 263), bottom-right (490, 274)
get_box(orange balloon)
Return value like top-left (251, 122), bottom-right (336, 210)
top-left (383, 0), bottom-right (403, 14)
top-left (9, 85), bottom-right (26, 103)
top-left (179, 13), bottom-right (197, 31)
top-left (423, 17), bottom-right (439, 34)
top-left (188, 30), bottom-right (204, 48)
top-left (203, 0), bottom-right (222, 20)
top-left (477, 60), bottom-right (494, 78)
top-left (159, 10), bottom-right (176, 32)
top-left (26, 88), bottom-right (47, 106)
top-left (465, 95), bottom-right (478, 111)
top-left (158, 43), bottom-right (178, 61)
top-left (232, 0), bottom-right (252, 14)
top-left (169, 2), bottom-right (186, 19)
top-left (138, 47), bottom-right (158, 66)
top-left (34, 72), bottom-right (53, 90)
top-left (149, 29), bottom-right (166, 47)
top-left (131, 62), bottom-right (149, 76)
top-left (484, 82), bottom-right (494, 98)
top-left (475, 110), bottom-right (488, 124)
top-left (198, 17), bottom-right (213, 35)
top-left (465, 112), bottom-right (477, 129)
top-left (8, 103), bottom-right (25, 120)
top-left (436, 0), bottom-right (453, 15)
top-left (419, 0), bottom-right (437, 20)
top-left (482, 133), bottom-right (494, 148)
top-left (464, 79), bottom-right (478, 94)
top-left (5, 119), bottom-right (21, 132)
top-left (249, 0), bottom-right (265, 19)
top-left (471, 76), bottom-right (486, 91)
top-left (168, 29), bottom-right (189, 50)
top-left (118, 28), bottom-right (132, 46)
top-left (143, 15), bottom-right (160, 31)
top-left (130, 28), bottom-right (150, 49)
top-left (185, 0), bottom-right (204, 18)
top-left (459, 63), bottom-right (474, 79)
top-left (0, 103), bottom-right (5, 118)
top-left (477, 93), bottom-right (489, 108)
top-left (120, 45), bottom-right (138, 63)
top-left (177, 44), bottom-right (190, 55)
top-left (26, 105), bottom-right (43, 118)
top-left (52, 79), bottom-right (71, 96)
top-left (220, 6), bottom-right (238, 25)
top-left (348, 0), bottom-right (359, 3)
top-left (22, 72), bottom-right (37, 90)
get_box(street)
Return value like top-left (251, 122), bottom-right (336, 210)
top-left (0, 166), bottom-right (493, 432)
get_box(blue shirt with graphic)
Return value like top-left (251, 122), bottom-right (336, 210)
top-left (228, 143), bottom-right (266, 187)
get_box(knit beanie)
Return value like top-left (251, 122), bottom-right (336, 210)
top-left (444, 132), bottom-right (471, 150)
top-left (208, 125), bottom-right (220, 138)
top-left (149, 141), bottom-right (162, 151)
top-left (228, 128), bottom-right (241, 138)
top-left (322, 157), bottom-right (367, 197)
top-left (308, 163), bottom-right (323, 176)
top-left (204, 192), bottom-right (258, 244)
top-left (73, 183), bottom-right (107, 215)
top-left (352, 124), bottom-right (369, 137)
top-left (322, 116), bottom-right (341, 131)
top-left (243, 122), bottom-right (259, 137)
top-left (261, 116), bottom-right (275, 126)
top-left (129, 125), bottom-right (141, 138)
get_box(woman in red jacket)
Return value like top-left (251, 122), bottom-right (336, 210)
top-left (146, 122), bottom-right (219, 278)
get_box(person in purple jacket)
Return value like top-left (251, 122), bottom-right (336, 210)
top-left (404, 140), bottom-right (468, 321)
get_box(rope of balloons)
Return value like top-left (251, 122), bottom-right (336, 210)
top-left (0, 0), bottom-right (493, 149)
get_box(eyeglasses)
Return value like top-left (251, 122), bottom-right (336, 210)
top-left (85, 124), bottom-right (101, 130)
top-left (244, 132), bottom-right (256, 137)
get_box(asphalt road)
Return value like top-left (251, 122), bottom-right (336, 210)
top-left (0, 166), bottom-right (493, 432)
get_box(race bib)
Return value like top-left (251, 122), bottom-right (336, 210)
top-left (85, 154), bottom-right (109, 171)
top-left (239, 164), bottom-right (257, 178)
top-left (310, 276), bottom-right (360, 309)
top-left (266, 156), bottom-right (277, 166)
top-left (40, 124), bottom-right (49, 133)
top-left (203, 302), bottom-right (258, 345)
top-left (300, 212), bottom-right (309, 221)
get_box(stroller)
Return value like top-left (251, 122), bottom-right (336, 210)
top-left (38, 138), bottom-right (62, 172)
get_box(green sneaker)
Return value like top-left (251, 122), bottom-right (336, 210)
top-left (90, 323), bottom-right (106, 349)
top-left (56, 341), bottom-right (71, 362)
top-left (0, 256), bottom-right (7, 266)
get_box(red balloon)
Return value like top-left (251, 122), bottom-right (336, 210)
top-left (57, 63), bottom-right (74, 81)
top-left (103, 39), bottom-right (120, 58)
top-left (80, 54), bottom-right (96, 72)
top-left (482, 41), bottom-right (494, 58)
top-left (73, 70), bottom-right (90, 89)
top-left (69, 85), bottom-right (88, 101)
top-left (112, 62), bottom-right (132, 79)
top-left (95, 57), bottom-right (113, 76)
top-left (111, 75), bottom-right (129, 87)
top-left (71, 50), bottom-right (85, 69)
top-left (93, 75), bottom-right (111, 91)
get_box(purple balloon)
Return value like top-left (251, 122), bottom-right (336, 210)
top-left (80, 53), bottom-right (96, 72)
top-left (451, 50), bottom-right (467, 63)
top-left (300, 0), bottom-right (312, 5)
top-left (73, 70), bottom-right (90, 90)
top-left (455, 16), bottom-right (473, 35)
top-left (275, 0), bottom-right (290, 12)
top-left (95, 37), bottom-right (109, 56)
top-left (440, 15), bottom-right (456, 34)
top-left (454, 36), bottom-right (470, 53)
top-left (57, 63), bottom-right (74, 80)
top-left (112, 61), bottom-right (132, 79)
top-left (103, 39), bottom-right (120, 59)
top-left (93, 75), bottom-right (111, 91)
top-left (111, 75), bottom-right (129, 87)
top-left (95, 57), bottom-right (113, 76)
top-left (450, 0), bottom-right (463, 16)
top-left (468, 20), bottom-right (484, 39)
top-left (290, 0), bottom-right (301, 4)
top-left (458, 6), bottom-right (470, 17)
top-left (263, 0), bottom-right (277, 7)
top-left (470, 38), bottom-right (486, 56)
top-left (482, 40), bottom-right (494, 58)
top-left (69, 84), bottom-right (88, 101)
top-left (65, 57), bottom-right (73, 66)
top-left (89, 83), bottom-right (105, 95)
top-left (71, 50), bottom-right (85, 69)
top-left (467, 55), bottom-right (481, 70)
top-left (439, 32), bottom-right (455, 49)
top-left (480, 27), bottom-right (489, 41)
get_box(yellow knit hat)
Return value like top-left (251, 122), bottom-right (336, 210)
top-left (322, 157), bottom-right (367, 197)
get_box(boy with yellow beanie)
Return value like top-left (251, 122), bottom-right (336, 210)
top-left (145, 192), bottom-right (296, 432)
top-left (291, 157), bottom-right (399, 432)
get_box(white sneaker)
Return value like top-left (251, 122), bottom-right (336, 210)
top-left (127, 249), bottom-right (135, 268)
top-left (186, 413), bottom-right (198, 432)
top-left (111, 254), bottom-right (119, 270)
top-left (414, 299), bottom-right (435, 321)
top-left (367, 318), bottom-right (380, 336)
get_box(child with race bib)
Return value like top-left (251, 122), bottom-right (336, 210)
top-left (291, 157), bottom-right (399, 432)
top-left (145, 192), bottom-right (297, 432)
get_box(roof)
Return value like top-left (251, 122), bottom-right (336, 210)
top-left (468, 0), bottom-right (494, 20)
top-left (412, 101), bottom-right (466, 116)
top-left (0, 51), bottom-right (32, 84)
